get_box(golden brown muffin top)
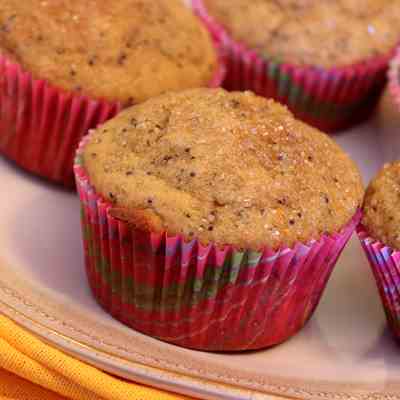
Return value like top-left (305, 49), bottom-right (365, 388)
top-left (0, 0), bottom-right (217, 104)
top-left (363, 162), bottom-right (400, 250)
top-left (83, 88), bottom-right (363, 250)
top-left (202, 0), bottom-right (400, 68)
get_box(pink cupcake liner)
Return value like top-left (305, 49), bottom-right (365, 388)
top-left (388, 47), bottom-right (400, 109)
top-left (357, 226), bottom-right (400, 338)
top-left (0, 55), bottom-right (121, 187)
top-left (192, 0), bottom-right (394, 132)
top-left (0, 48), bottom-right (225, 187)
top-left (379, 46), bottom-right (400, 162)
top-left (74, 135), bottom-right (360, 351)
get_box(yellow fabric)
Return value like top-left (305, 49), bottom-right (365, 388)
top-left (0, 315), bottom-right (191, 400)
top-left (0, 369), bottom-right (68, 400)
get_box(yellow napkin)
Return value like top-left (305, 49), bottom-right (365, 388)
top-left (0, 315), bottom-right (191, 400)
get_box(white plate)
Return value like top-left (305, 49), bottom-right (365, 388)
top-left (2, 101), bottom-right (400, 399)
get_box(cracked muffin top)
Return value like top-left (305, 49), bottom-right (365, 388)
top-left (363, 162), bottom-right (400, 250)
top-left (0, 0), bottom-right (217, 104)
top-left (202, 0), bottom-right (400, 68)
top-left (83, 88), bottom-right (363, 250)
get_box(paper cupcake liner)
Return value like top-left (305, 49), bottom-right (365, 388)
top-left (379, 47), bottom-right (400, 162)
top-left (74, 136), bottom-right (360, 351)
top-left (357, 226), bottom-right (400, 338)
top-left (388, 47), bottom-right (400, 109)
top-left (0, 55), bottom-right (121, 187)
top-left (0, 51), bottom-right (225, 188)
top-left (192, 0), bottom-right (393, 132)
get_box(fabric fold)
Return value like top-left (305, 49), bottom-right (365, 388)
top-left (0, 315), bottom-right (190, 400)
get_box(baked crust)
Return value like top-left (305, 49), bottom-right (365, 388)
top-left (203, 0), bottom-right (400, 67)
top-left (363, 162), bottom-right (400, 250)
top-left (0, 0), bottom-right (217, 104)
top-left (84, 88), bottom-right (363, 250)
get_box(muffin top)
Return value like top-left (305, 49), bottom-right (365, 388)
top-left (202, 0), bottom-right (400, 68)
top-left (363, 162), bottom-right (400, 250)
top-left (83, 88), bottom-right (363, 250)
top-left (0, 0), bottom-right (217, 104)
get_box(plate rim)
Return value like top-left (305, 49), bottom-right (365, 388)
top-left (0, 277), bottom-right (289, 400)
top-left (1, 259), bottom-right (399, 400)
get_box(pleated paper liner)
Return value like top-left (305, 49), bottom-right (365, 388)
top-left (0, 50), bottom-right (226, 188)
top-left (379, 47), bottom-right (400, 162)
top-left (0, 55), bottom-right (121, 187)
top-left (357, 226), bottom-right (400, 339)
top-left (388, 47), bottom-right (400, 109)
top-left (192, 0), bottom-right (394, 132)
top-left (74, 136), bottom-right (361, 351)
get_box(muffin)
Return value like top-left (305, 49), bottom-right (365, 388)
top-left (0, 0), bottom-right (223, 186)
top-left (358, 162), bottom-right (400, 339)
top-left (193, 0), bottom-right (399, 131)
top-left (75, 88), bottom-right (363, 351)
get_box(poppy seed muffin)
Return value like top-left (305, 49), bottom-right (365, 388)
top-left (362, 162), bottom-right (400, 250)
top-left (0, 0), bottom-right (217, 104)
top-left (202, 0), bottom-right (400, 68)
top-left (83, 88), bottom-right (363, 250)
